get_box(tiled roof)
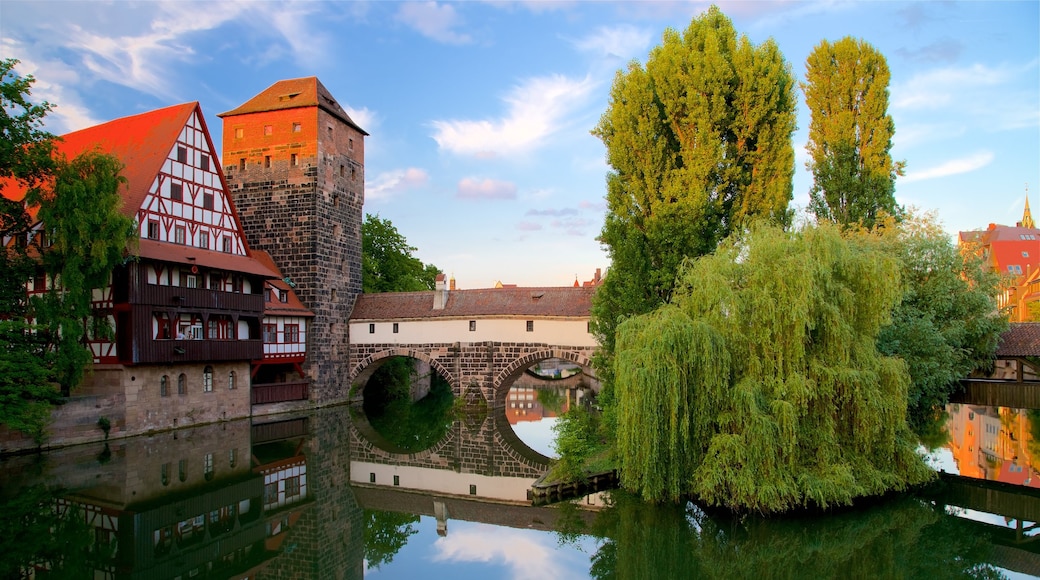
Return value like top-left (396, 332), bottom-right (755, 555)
top-left (137, 239), bottom-right (279, 279)
top-left (2, 103), bottom-right (199, 222)
top-left (350, 286), bottom-right (595, 321)
top-left (251, 250), bottom-right (313, 317)
top-left (995, 323), bottom-right (1040, 357)
top-left (217, 77), bottom-right (368, 135)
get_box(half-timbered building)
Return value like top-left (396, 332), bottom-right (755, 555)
top-left (3, 102), bottom-right (290, 436)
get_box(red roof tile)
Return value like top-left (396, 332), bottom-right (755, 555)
top-left (995, 323), bottom-right (1040, 357)
top-left (350, 286), bottom-right (594, 321)
top-left (137, 239), bottom-right (279, 279)
top-left (217, 77), bottom-right (368, 135)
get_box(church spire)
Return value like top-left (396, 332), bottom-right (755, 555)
top-left (1024, 186), bottom-right (1035, 229)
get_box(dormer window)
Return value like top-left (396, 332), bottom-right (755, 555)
top-left (279, 290), bottom-right (288, 303)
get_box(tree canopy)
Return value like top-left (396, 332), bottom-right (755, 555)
top-left (613, 222), bottom-right (934, 511)
top-left (803, 37), bottom-right (904, 228)
top-left (590, 5), bottom-right (797, 385)
top-left (361, 214), bottom-right (439, 293)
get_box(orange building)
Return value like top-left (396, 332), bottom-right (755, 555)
top-left (959, 199), bottom-right (1040, 320)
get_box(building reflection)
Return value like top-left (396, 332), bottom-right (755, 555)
top-left (944, 404), bottom-right (1039, 488)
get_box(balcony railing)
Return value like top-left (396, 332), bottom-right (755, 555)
top-left (251, 381), bottom-right (310, 405)
top-left (133, 338), bottom-right (263, 364)
top-left (133, 284), bottom-right (264, 314)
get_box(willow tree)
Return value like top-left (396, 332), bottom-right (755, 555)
top-left (803, 37), bottom-right (904, 228)
top-left (614, 222), bottom-right (934, 512)
top-left (590, 5), bottom-right (797, 380)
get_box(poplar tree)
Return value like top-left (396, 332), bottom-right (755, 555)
top-left (590, 5), bottom-right (797, 382)
top-left (803, 37), bottom-right (904, 228)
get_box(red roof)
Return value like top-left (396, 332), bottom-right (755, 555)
top-left (2, 103), bottom-right (200, 223)
top-left (350, 286), bottom-right (594, 321)
top-left (995, 323), bottom-right (1040, 357)
top-left (251, 250), bottom-right (313, 317)
top-left (137, 239), bottom-right (279, 279)
top-left (218, 77), bottom-right (368, 135)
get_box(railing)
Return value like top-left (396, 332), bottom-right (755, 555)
top-left (132, 284), bottom-right (264, 313)
top-left (251, 417), bottom-right (310, 444)
top-left (134, 338), bottom-right (263, 364)
top-left (251, 380), bottom-right (310, 405)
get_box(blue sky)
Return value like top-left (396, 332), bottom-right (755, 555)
top-left (2, 1), bottom-right (1037, 287)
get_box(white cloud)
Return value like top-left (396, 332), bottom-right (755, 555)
top-left (395, 1), bottom-right (472, 45)
top-left (892, 63), bottom-right (1013, 111)
top-left (517, 221), bottom-right (543, 231)
top-left (432, 524), bottom-right (574, 580)
top-left (902, 151), bottom-right (994, 183)
top-left (366, 168), bottom-right (430, 201)
top-left (1, 40), bottom-right (102, 133)
top-left (457, 177), bottom-right (517, 200)
top-left (572, 24), bottom-right (652, 61)
top-left (431, 74), bottom-right (597, 157)
top-left (344, 105), bottom-right (378, 134)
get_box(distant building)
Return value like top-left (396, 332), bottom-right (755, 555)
top-left (959, 199), bottom-right (1040, 321)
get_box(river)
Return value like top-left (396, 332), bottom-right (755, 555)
top-left (1, 378), bottom-right (1038, 579)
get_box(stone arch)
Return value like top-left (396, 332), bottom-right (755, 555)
top-left (348, 410), bottom-right (455, 463)
top-left (349, 347), bottom-right (456, 395)
top-left (492, 348), bottom-right (596, 402)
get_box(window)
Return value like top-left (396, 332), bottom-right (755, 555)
top-left (204, 453), bottom-right (214, 480)
top-left (393, 323), bottom-right (399, 333)
top-left (264, 125), bottom-right (273, 135)
top-left (222, 237), bottom-right (232, 253)
top-left (369, 323), bottom-right (375, 334)
top-left (228, 448), bottom-right (237, 468)
top-left (369, 473), bottom-right (376, 483)
top-left (174, 226), bottom-right (186, 245)
top-left (178, 373), bottom-right (186, 395)
top-left (184, 274), bottom-right (197, 289)
top-left (170, 182), bottom-right (183, 201)
top-left (291, 153), bottom-right (298, 166)
top-left (393, 475), bottom-right (400, 486)
top-left (279, 290), bottom-right (288, 303)
top-left (235, 128), bottom-right (244, 139)
top-left (210, 273), bottom-right (222, 290)
top-left (203, 366), bottom-right (213, 392)
top-left (161, 462), bottom-right (170, 486)
top-left (526, 320), bottom-right (534, 332)
top-left (179, 459), bottom-right (187, 482)
top-left (228, 371), bottom-right (236, 390)
top-left (264, 482), bottom-right (278, 504)
top-left (1009, 265), bottom-right (1023, 275)
top-left (147, 220), bottom-right (159, 240)
top-left (239, 158), bottom-right (246, 171)
top-left (264, 288), bottom-right (272, 302)
top-left (200, 155), bottom-right (210, 171)
top-left (469, 484), bottom-right (477, 495)
top-left (199, 231), bottom-right (209, 249)
top-left (469, 320), bottom-right (476, 332)
top-left (339, 164), bottom-right (345, 177)
top-left (177, 146), bottom-right (187, 163)
top-left (284, 324), bottom-right (300, 343)
top-left (292, 122), bottom-right (301, 133)
top-left (264, 155), bottom-right (271, 168)
top-left (285, 475), bottom-right (301, 497)
top-left (160, 375), bottom-right (169, 397)
top-left (1024, 251), bottom-right (1030, 258)
top-left (263, 324), bottom-right (278, 343)
top-left (349, 138), bottom-right (354, 150)
top-left (203, 192), bottom-right (214, 210)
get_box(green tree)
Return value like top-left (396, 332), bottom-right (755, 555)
top-left (590, 5), bottom-right (797, 406)
top-left (0, 59), bottom-right (60, 440)
top-left (363, 509), bottom-right (419, 570)
top-left (614, 222), bottom-right (934, 511)
top-left (875, 213), bottom-right (1007, 434)
top-left (803, 37), bottom-right (904, 228)
top-left (362, 214), bottom-right (439, 293)
top-left (26, 150), bottom-right (135, 394)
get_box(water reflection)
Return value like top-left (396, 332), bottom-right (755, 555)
top-left (943, 404), bottom-right (1040, 488)
top-left (5, 400), bottom-right (1040, 578)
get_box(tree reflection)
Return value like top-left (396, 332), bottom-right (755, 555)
top-left (571, 491), bottom-right (1006, 579)
top-left (0, 485), bottom-right (101, 578)
top-left (364, 509), bottom-right (419, 570)
top-left (363, 357), bottom-right (454, 452)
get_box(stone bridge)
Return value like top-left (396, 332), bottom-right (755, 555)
top-left (347, 279), bottom-right (599, 405)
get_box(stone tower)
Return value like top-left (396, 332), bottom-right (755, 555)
top-left (219, 78), bottom-right (366, 404)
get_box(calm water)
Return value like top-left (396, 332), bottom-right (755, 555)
top-left (2, 382), bottom-right (1038, 579)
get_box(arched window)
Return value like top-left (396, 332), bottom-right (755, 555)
top-left (228, 371), bottom-right (236, 390)
top-left (203, 366), bottom-right (213, 392)
top-left (178, 373), bottom-right (186, 395)
top-left (160, 375), bottom-right (169, 397)
top-left (161, 462), bottom-right (170, 486)
top-left (178, 459), bottom-right (187, 482)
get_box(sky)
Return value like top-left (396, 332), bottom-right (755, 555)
top-left (1, 1), bottom-right (1038, 288)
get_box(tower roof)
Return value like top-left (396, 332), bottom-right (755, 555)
top-left (1023, 196), bottom-right (1035, 229)
top-left (217, 77), bottom-right (368, 135)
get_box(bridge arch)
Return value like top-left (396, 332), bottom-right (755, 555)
top-left (349, 348), bottom-right (457, 396)
top-left (493, 348), bottom-right (596, 403)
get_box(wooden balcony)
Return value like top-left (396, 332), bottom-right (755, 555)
top-left (251, 381), bottom-right (310, 405)
top-left (133, 338), bottom-right (263, 364)
top-left (132, 284), bottom-right (264, 314)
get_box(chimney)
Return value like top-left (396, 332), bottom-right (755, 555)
top-left (594, 268), bottom-right (602, 284)
top-left (434, 273), bottom-right (448, 310)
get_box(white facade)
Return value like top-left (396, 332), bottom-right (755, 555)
top-left (349, 316), bottom-right (595, 347)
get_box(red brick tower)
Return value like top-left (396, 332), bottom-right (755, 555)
top-left (219, 78), bottom-right (366, 404)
